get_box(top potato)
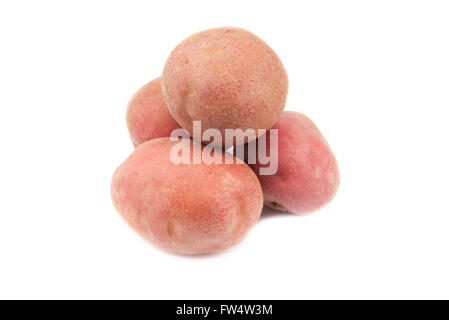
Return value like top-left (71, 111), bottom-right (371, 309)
top-left (162, 27), bottom-right (288, 147)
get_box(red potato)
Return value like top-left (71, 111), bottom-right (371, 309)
top-left (247, 111), bottom-right (339, 214)
top-left (111, 137), bottom-right (263, 254)
top-left (161, 27), bottom-right (288, 147)
top-left (126, 77), bottom-right (181, 147)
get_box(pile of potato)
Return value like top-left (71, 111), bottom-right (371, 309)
top-left (111, 27), bottom-right (339, 255)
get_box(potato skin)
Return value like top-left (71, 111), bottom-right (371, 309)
top-left (126, 77), bottom-right (181, 147)
top-left (161, 27), bottom-right (288, 147)
top-left (111, 137), bottom-right (263, 254)
top-left (248, 111), bottom-right (339, 214)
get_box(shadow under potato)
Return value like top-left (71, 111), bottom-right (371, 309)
top-left (259, 205), bottom-right (298, 220)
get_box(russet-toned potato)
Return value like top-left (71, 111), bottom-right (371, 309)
top-left (111, 137), bottom-right (263, 254)
top-left (126, 77), bottom-right (181, 147)
top-left (247, 111), bottom-right (339, 214)
top-left (161, 27), bottom-right (288, 147)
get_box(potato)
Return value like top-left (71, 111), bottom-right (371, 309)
top-left (246, 111), bottom-right (339, 214)
top-left (161, 27), bottom-right (288, 147)
top-left (126, 77), bottom-right (181, 147)
top-left (111, 137), bottom-right (263, 254)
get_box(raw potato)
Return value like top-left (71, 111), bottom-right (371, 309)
top-left (111, 137), bottom-right (263, 254)
top-left (247, 111), bottom-right (339, 214)
top-left (126, 77), bottom-right (181, 147)
top-left (162, 27), bottom-right (288, 147)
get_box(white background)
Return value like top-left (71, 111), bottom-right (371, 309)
top-left (1, 1), bottom-right (448, 299)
